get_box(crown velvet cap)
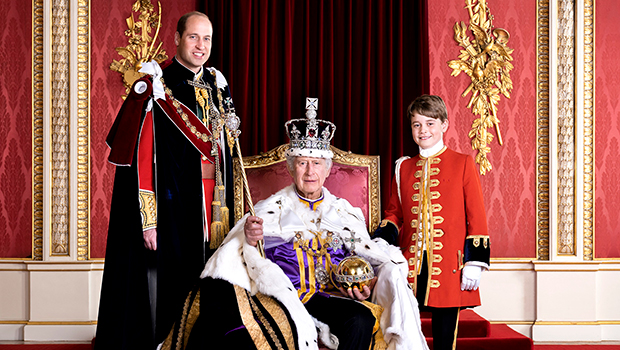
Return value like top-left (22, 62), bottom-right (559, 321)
top-left (285, 98), bottom-right (336, 159)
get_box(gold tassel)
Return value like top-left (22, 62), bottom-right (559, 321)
top-left (209, 198), bottom-right (224, 249)
top-left (220, 206), bottom-right (230, 233)
top-left (209, 185), bottom-right (229, 249)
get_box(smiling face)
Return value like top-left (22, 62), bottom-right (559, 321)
top-left (289, 157), bottom-right (331, 200)
top-left (174, 14), bottom-right (212, 73)
top-left (410, 112), bottom-right (449, 150)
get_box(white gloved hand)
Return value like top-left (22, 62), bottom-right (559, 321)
top-left (461, 265), bottom-right (482, 291)
top-left (372, 237), bottom-right (390, 249)
top-left (138, 60), bottom-right (165, 101)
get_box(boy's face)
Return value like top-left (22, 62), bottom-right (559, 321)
top-left (410, 113), bottom-right (449, 150)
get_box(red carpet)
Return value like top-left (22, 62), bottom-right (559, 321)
top-left (1, 315), bottom-right (618, 350)
top-left (1, 341), bottom-right (619, 349)
top-left (422, 309), bottom-right (533, 350)
top-left (534, 346), bottom-right (620, 349)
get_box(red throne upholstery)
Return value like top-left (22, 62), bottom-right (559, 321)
top-left (233, 144), bottom-right (381, 232)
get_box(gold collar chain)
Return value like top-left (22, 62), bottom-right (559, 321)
top-left (161, 77), bottom-right (224, 146)
top-left (294, 230), bottom-right (339, 257)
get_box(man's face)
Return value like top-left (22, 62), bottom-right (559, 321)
top-left (289, 157), bottom-right (330, 200)
top-left (174, 15), bottom-right (212, 73)
top-left (410, 112), bottom-right (449, 150)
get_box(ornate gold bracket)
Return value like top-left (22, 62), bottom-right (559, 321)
top-left (110, 0), bottom-right (168, 96)
top-left (447, 0), bottom-right (514, 174)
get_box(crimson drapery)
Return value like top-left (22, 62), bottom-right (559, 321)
top-left (200, 0), bottom-right (428, 212)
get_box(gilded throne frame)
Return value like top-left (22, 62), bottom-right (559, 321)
top-left (233, 145), bottom-right (381, 233)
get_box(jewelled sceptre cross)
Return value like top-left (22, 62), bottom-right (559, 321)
top-left (223, 98), bottom-right (266, 258)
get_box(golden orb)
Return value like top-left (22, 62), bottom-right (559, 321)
top-left (333, 255), bottom-right (375, 289)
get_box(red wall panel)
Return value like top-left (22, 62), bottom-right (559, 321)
top-left (428, 0), bottom-right (537, 258)
top-left (0, 0), bottom-right (32, 258)
top-left (90, 0), bottom-right (197, 258)
top-left (594, 0), bottom-right (620, 259)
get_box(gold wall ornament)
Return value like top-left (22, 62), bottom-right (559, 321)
top-left (447, 0), bottom-right (514, 175)
top-left (110, 0), bottom-right (168, 95)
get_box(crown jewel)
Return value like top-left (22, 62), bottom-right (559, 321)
top-left (285, 98), bottom-right (336, 158)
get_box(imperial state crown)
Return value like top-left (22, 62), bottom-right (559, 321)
top-left (284, 98), bottom-right (336, 159)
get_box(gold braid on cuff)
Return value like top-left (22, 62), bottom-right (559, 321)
top-left (139, 190), bottom-right (157, 230)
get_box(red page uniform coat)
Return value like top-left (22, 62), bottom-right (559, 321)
top-left (381, 147), bottom-right (490, 308)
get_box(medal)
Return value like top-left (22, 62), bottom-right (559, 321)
top-left (315, 262), bottom-right (330, 285)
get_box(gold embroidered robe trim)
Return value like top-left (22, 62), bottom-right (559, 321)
top-left (234, 285), bottom-right (274, 350)
top-left (256, 294), bottom-right (296, 350)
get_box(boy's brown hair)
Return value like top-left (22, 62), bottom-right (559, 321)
top-left (407, 94), bottom-right (448, 122)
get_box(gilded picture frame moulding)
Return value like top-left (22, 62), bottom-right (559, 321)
top-left (31, 0), bottom-right (91, 261)
top-left (50, 0), bottom-right (71, 258)
top-left (556, 0), bottom-right (577, 257)
top-left (537, 0), bottom-right (550, 260)
top-left (76, 0), bottom-right (91, 261)
top-left (33, 0), bottom-right (44, 261)
top-left (583, 0), bottom-right (595, 261)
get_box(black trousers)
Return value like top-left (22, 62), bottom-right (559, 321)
top-left (417, 256), bottom-right (460, 350)
top-left (304, 294), bottom-right (376, 350)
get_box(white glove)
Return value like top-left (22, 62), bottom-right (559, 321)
top-left (372, 237), bottom-right (390, 249)
top-left (139, 60), bottom-right (165, 101)
top-left (461, 265), bottom-right (482, 291)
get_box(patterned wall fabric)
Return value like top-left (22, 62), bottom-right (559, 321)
top-left (595, 0), bottom-right (620, 259)
top-left (8, 0), bottom-right (607, 260)
top-left (428, 0), bottom-right (537, 258)
top-left (0, 0), bottom-right (32, 258)
top-left (90, 0), bottom-right (196, 258)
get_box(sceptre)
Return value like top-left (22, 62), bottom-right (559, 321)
top-left (222, 99), bottom-right (266, 258)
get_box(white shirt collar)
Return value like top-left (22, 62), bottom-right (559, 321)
top-left (419, 139), bottom-right (445, 158)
